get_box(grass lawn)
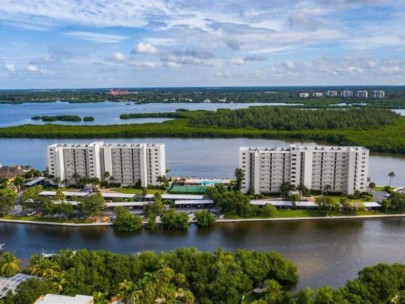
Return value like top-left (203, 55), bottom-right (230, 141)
top-left (374, 186), bottom-right (392, 191)
top-left (2, 215), bottom-right (93, 224)
top-left (111, 188), bottom-right (164, 195)
top-left (273, 209), bottom-right (325, 218)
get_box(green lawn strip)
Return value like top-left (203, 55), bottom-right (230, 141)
top-left (2, 215), bottom-right (92, 224)
top-left (110, 188), bottom-right (164, 195)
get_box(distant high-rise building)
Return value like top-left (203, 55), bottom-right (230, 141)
top-left (299, 93), bottom-right (310, 98)
top-left (239, 145), bottom-right (369, 195)
top-left (312, 92), bottom-right (323, 97)
top-left (47, 142), bottom-right (166, 187)
top-left (341, 90), bottom-right (353, 98)
top-left (109, 89), bottom-right (129, 96)
top-left (326, 90), bottom-right (338, 97)
top-left (373, 90), bottom-right (385, 98)
top-left (356, 90), bottom-right (369, 98)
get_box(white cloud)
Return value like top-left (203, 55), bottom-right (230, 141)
top-left (129, 61), bottom-right (157, 68)
top-left (64, 31), bottom-right (128, 43)
top-left (133, 42), bottom-right (159, 54)
top-left (226, 58), bottom-right (245, 65)
top-left (214, 71), bottom-right (231, 78)
top-left (27, 64), bottom-right (39, 72)
top-left (5, 64), bottom-right (16, 72)
top-left (112, 52), bottom-right (128, 62)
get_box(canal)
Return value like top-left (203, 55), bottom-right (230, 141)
top-left (2, 218), bottom-right (405, 291)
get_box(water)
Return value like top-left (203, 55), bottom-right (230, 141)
top-left (1, 105), bottom-right (405, 291)
top-left (1, 218), bottom-right (405, 290)
top-left (0, 138), bottom-right (403, 186)
top-left (0, 102), bottom-right (294, 127)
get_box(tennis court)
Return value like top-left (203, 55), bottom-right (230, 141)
top-left (169, 184), bottom-right (207, 194)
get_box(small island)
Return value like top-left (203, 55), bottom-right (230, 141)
top-left (83, 116), bottom-right (95, 122)
top-left (31, 115), bottom-right (95, 122)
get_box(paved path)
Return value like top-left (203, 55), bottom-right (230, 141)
top-left (2, 213), bottom-right (405, 227)
top-left (216, 213), bottom-right (405, 223)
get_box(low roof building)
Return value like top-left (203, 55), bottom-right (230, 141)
top-left (0, 165), bottom-right (24, 180)
top-left (35, 294), bottom-right (94, 304)
top-left (0, 274), bottom-right (35, 299)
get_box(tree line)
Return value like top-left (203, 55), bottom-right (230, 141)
top-left (31, 115), bottom-right (94, 122)
top-left (2, 248), bottom-right (405, 304)
top-left (189, 107), bottom-right (399, 131)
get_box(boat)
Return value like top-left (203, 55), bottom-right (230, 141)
top-left (0, 243), bottom-right (4, 252)
top-left (41, 250), bottom-right (56, 258)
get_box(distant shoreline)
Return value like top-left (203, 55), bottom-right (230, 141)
top-left (2, 213), bottom-right (405, 228)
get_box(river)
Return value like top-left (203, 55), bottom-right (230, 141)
top-left (2, 218), bottom-right (405, 290)
top-left (0, 102), bottom-right (297, 127)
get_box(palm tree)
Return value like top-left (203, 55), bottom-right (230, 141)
top-left (53, 177), bottom-right (61, 187)
top-left (388, 172), bottom-right (396, 187)
top-left (297, 184), bottom-right (309, 197)
top-left (323, 184), bottom-right (332, 196)
top-left (50, 271), bottom-right (69, 293)
top-left (0, 251), bottom-right (22, 277)
top-left (71, 173), bottom-right (81, 186)
top-left (27, 255), bottom-right (60, 279)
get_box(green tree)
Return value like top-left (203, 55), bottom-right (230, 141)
top-left (293, 287), bottom-right (315, 304)
top-left (113, 207), bottom-right (143, 232)
top-left (389, 192), bottom-right (405, 211)
top-left (146, 213), bottom-right (157, 230)
top-left (50, 271), bottom-right (69, 293)
top-left (78, 192), bottom-right (105, 216)
top-left (13, 176), bottom-right (25, 192)
top-left (388, 171), bottom-right (396, 187)
top-left (119, 267), bottom-right (194, 304)
top-left (5, 278), bottom-right (51, 304)
top-left (315, 196), bottom-right (339, 212)
top-left (323, 184), bottom-right (332, 196)
top-left (21, 185), bottom-right (43, 203)
top-left (280, 182), bottom-right (294, 199)
top-left (141, 187), bottom-right (148, 197)
top-left (260, 204), bottom-right (277, 218)
top-left (0, 188), bottom-right (17, 216)
top-left (27, 255), bottom-right (60, 279)
top-left (234, 168), bottom-right (245, 191)
top-left (194, 210), bottom-right (216, 228)
top-left (0, 251), bottom-right (22, 277)
top-left (297, 184), bottom-right (310, 197)
top-left (161, 209), bottom-right (189, 230)
top-left (368, 182), bottom-right (376, 190)
top-left (55, 188), bottom-right (65, 202)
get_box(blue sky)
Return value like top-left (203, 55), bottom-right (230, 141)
top-left (0, 0), bottom-right (404, 89)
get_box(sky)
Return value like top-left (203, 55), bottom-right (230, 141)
top-left (0, 0), bottom-right (404, 89)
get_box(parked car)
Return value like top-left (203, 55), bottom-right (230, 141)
top-left (26, 211), bottom-right (37, 216)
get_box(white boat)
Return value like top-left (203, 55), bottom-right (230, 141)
top-left (0, 243), bottom-right (4, 252)
top-left (41, 250), bottom-right (56, 258)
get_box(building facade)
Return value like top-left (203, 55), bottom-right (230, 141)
top-left (356, 90), bottom-right (369, 98)
top-left (47, 142), bottom-right (165, 187)
top-left (341, 90), bottom-right (353, 98)
top-left (239, 145), bottom-right (369, 195)
top-left (312, 92), bottom-right (323, 97)
top-left (373, 90), bottom-right (385, 98)
top-left (325, 90), bottom-right (338, 97)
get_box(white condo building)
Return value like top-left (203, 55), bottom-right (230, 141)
top-left (373, 90), bottom-right (385, 98)
top-left (356, 90), bottom-right (369, 98)
top-left (325, 90), bottom-right (338, 97)
top-left (47, 142), bottom-right (166, 187)
top-left (239, 145), bottom-right (369, 195)
top-left (341, 90), bottom-right (353, 98)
